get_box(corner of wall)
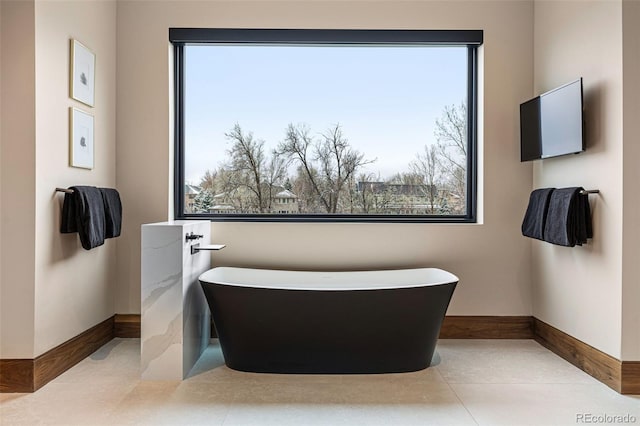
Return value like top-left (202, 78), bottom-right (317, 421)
top-left (0, 0), bottom-right (37, 359)
top-left (621, 0), bottom-right (640, 361)
top-left (532, 0), bottom-right (624, 359)
top-left (32, 0), bottom-right (117, 356)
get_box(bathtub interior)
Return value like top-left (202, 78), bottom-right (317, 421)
top-left (199, 266), bottom-right (459, 291)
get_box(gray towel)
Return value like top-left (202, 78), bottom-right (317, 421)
top-left (61, 186), bottom-right (106, 250)
top-left (61, 192), bottom-right (78, 234)
top-left (522, 188), bottom-right (555, 241)
top-left (99, 188), bottom-right (122, 238)
top-left (543, 187), bottom-right (592, 247)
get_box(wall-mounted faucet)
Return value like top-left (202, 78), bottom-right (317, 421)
top-left (185, 232), bottom-right (225, 254)
top-left (191, 243), bottom-right (226, 255)
top-left (185, 232), bottom-right (204, 242)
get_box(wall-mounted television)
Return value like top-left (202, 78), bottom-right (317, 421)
top-left (520, 78), bottom-right (584, 162)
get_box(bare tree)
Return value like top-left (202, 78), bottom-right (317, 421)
top-left (346, 174), bottom-right (360, 214)
top-left (199, 169), bottom-right (218, 191)
top-left (317, 124), bottom-right (375, 213)
top-left (277, 123), bottom-right (374, 213)
top-left (225, 124), bottom-right (266, 212)
top-left (263, 153), bottom-right (288, 211)
top-left (410, 144), bottom-right (442, 214)
top-left (353, 173), bottom-right (371, 213)
top-left (224, 124), bottom-right (286, 213)
top-left (354, 172), bottom-right (394, 214)
top-left (291, 164), bottom-right (322, 213)
top-left (198, 103), bottom-right (467, 216)
top-left (436, 103), bottom-right (467, 158)
top-left (435, 103), bottom-right (467, 213)
top-left (202, 167), bottom-right (242, 213)
top-left (276, 124), bottom-right (328, 211)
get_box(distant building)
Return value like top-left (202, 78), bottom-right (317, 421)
top-left (211, 204), bottom-right (236, 214)
top-left (356, 181), bottom-right (434, 196)
top-left (209, 186), bottom-right (299, 214)
top-left (272, 189), bottom-right (299, 214)
top-left (184, 184), bottom-right (201, 213)
top-left (355, 181), bottom-right (457, 214)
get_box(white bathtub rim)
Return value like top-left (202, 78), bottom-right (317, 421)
top-left (199, 267), bottom-right (459, 291)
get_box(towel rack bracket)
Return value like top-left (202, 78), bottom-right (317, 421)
top-left (55, 187), bottom-right (74, 194)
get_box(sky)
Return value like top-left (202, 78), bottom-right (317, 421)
top-left (184, 44), bottom-right (467, 185)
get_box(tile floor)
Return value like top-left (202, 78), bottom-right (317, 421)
top-left (1, 338), bottom-right (639, 425)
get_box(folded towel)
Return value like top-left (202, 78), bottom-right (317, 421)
top-left (99, 188), bottom-right (122, 238)
top-left (522, 188), bottom-right (555, 240)
top-left (61, 192), bottom-right (78, 234)
top-left (61, 186), bottom-right (106, 250)
top-left (585, 197), bottom-right (593, 239)
top-left (544, 188), bottom-right (576, 246)
top-left (543, 187), bottom-right (592, 247)
top-left (575, 191), bottom-right (593, 245)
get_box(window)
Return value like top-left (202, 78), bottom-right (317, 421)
top-left (171, 29), bottom-right (481, 222)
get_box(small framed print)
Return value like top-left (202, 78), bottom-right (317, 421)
top-left (70, 107), bottom-right (94, 169)
top-left (70, 39), bottom-right (95, 107)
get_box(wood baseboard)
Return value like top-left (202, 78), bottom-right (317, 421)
top-left (440, 316), bottom-right (534, 339)
top-left (34, 317), bottom-right (114, 390)
top-left (1, 313), bottom-right (142, 393)
top-left (114, 314), bottom-right (141, 338)
top-left (1, 316), bottom-right (114, 393)
top-left (440, 316), bottom-right (640, 394)
top-left (2, 314), bottom-right (638, 394)
top-left (621, 361), bottom-right (640, 395)
top-left (0, 359), bottom-right (34, 393)
top-left (532, 318), bottom-right (640, 394)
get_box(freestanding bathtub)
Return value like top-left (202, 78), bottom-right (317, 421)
top-left (199, 267), bottom-right (458, 374)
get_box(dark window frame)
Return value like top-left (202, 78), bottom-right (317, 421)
top-left (171, 28), bottom-right (482, 223)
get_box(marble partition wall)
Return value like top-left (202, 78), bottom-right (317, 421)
top-left (141, 221), bottom-right (213, 380)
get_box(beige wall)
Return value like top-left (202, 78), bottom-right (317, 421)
top-left (116, 1), bottom-right (535, 316)
top-left (0, 0), bottom-right (37, 359)
top-left (3, 0), bottom-right (637, 362)
top-left (621, 0), bottom-right (640, 361)
top-left (0, 0), bottom-right (116, 359)
top-left (32, 0), bottom-right (117, 356)
top-left (532, 0), bottom-right (624, 358)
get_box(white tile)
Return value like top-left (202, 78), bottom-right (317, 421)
top-left (224, 382), bottom-right (475, 426)
top-left (339, 364), bottom-right (446, 385)
top-left (435, 339), bottom-right (599, 384)
top-left (109, 381), bottom-right (232, 426)
top-left (231, 382), bottom-right (345, 404)
top-left (224, 380), bottom-right (475, 425)
top-left (2, 338), bottom-right (638, 426)
top-left (105, 381), bottom-right (180, 425)
top-left (53, 338), bottom-right (140, 384)
top-left (0, 381), bottom-right (137, 426)
top-left (0, 393), bottom-right (25, 403)
top-left (451, 383), bottom-right (640, 426)
top-left (327, 404), bottom-right (478, 426)
top-left (223, 403), bottom-right (472, 426)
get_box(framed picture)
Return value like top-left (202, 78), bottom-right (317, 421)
top-left (70, 107), bottom-right (94, 169)
top-left (70, 39), bottom-right (95, 107)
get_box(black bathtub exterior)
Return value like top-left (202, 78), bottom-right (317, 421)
top-left (200, 270), bottom-right (457, 374)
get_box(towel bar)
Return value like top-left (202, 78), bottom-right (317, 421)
top-left (55, 188), bottom-right (74, 194)
top-left (580, 189), bottom-right (599, 195)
